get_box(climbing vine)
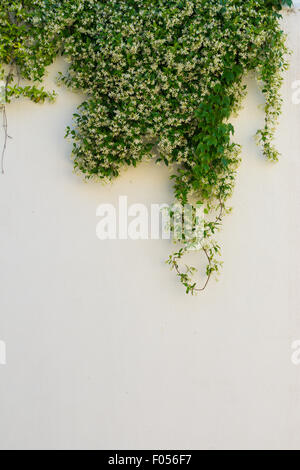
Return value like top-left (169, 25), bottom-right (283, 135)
top-left (0, 0), bottom-right (292, 293)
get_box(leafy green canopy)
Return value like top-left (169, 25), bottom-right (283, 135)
top-left (0, 0), bottom-right (290, 293)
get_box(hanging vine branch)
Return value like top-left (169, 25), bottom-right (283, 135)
top-left (0, 2), bottom-right (56, 172)
top-left (0, 0), bottom-right (292, 294)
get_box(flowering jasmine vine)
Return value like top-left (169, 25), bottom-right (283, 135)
top-left (0, 0), bottom-right (292, 294)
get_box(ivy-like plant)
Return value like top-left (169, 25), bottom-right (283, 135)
top-left (0, 0), bottom-right (292, 294)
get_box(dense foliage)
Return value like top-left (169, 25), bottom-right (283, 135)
top-left (0, 1), bottom-right (291, 293)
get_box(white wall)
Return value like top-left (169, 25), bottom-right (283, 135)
top-left (0, 11), bottom-right (300, 450)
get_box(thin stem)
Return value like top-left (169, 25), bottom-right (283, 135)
top-left (1, 106), bottom-right (9, 175)
top-left (1, 61), bottom-right (16, 175)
